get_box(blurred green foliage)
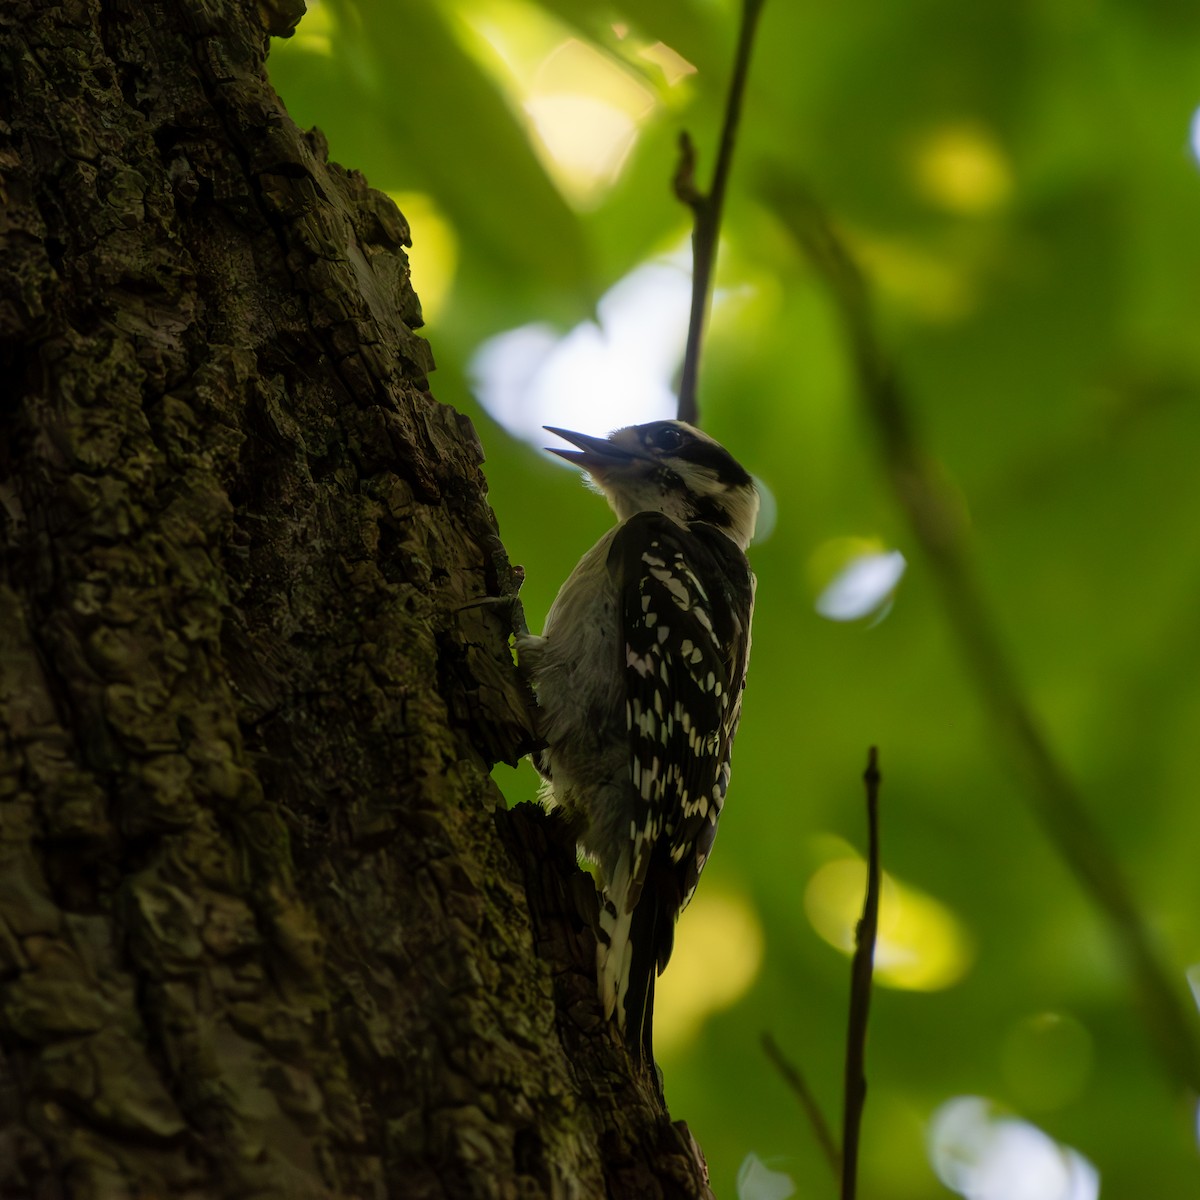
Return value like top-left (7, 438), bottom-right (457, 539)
top-left (270, 1), bottom-right (1200, 1194)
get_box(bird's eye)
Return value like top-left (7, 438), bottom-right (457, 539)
top-left (652, 426), bottom-right (684, 452)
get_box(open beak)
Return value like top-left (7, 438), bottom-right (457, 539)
top-left (543, 426), bottom-right (637, 470)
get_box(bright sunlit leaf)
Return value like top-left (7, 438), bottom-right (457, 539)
top-left (637, 40), bottom-right (697, 87)
top-left (524, 91), bottom-right (642, 203)
top-left (455, 1), bottom-right (656, 205)
top-left (525, 38), bottom-right (655, 205)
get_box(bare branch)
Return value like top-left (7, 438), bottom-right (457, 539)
top-left (841, 747), bottom-right (881, 1200)
top-left (676, 0), bottom-right (766, 427)
top-left (672, 131), bottom-right (703, 212)
top-left (761, 1032), bottom-right (841, 1181)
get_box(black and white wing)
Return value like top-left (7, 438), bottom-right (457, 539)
top-left (599, 511), bottom-right (755, 1055)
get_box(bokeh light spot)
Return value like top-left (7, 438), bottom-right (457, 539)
top-left (1001, 1013), bottom-right (1093, 1112)
top-left (750, 477), bottom-right (777, 545)
top-left (524, 92), bottom-right (639, 201)
top-left (913, 122), bottom-right (1013, 214)
top-left (288, 0), bottom-right (335, 56)
top-left (737, 1153), bottom-right (795, 1200)
top-left (638, 41), bottom-right (697, 87)
top-left (804, 857), bottom-right (972, 990)
top-left (810, 537), bottom-right (906, 622)
top-left (929, 1096), bottom-right (1099, 1200)
top-left (469, 255), bottom-right (691, 444)
top-left (848, 230), bottom-right (977, 322)
top-left (1185, 961), bottom-right (1200, 1009)
top-left (457, 3), bottom-right (656, 207)
top-left (387, 192), bottom-right (458, 325)
top-left (524, 38), bottom-right (655, 205)
top-left (655, 885), bottom-right (765, 1054)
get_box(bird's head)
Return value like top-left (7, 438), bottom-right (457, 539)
top-left (546, 420), bottom-right (759, 552)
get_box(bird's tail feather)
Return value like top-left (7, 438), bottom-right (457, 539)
top-left (597, 849), bottom-right (676, 1062)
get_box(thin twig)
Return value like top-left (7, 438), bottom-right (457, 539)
top-left (772, 181), bottom-right (1200, 1094)
top-left (841, 747), bottom-right (881, 1200)
top-left (761, 1032), bottom-right (840, 1180)
top-left (675, 0), bottom-right (765, 426)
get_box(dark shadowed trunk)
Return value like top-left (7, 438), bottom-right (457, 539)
top-left (0, 2), bottom-right (712, 1195)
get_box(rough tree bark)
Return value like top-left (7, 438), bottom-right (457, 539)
top-left (0, 2), bottom-right (712, 1196)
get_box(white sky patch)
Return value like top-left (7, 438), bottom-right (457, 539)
top-left (816, 549), bottom-right (907, 621)
top-left (1190, 104), bottom-right (1200, 168)
top-left (470, 255), bottom-right (692, 446)
top-left (929, 1096), bottom-right (1099, 1200)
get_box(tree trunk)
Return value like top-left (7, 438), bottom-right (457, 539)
top-left (0, 2), bottom-right (711, 1196)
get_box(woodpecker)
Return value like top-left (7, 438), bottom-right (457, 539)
top-left (518, 419), bottom-right (757, 1062)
